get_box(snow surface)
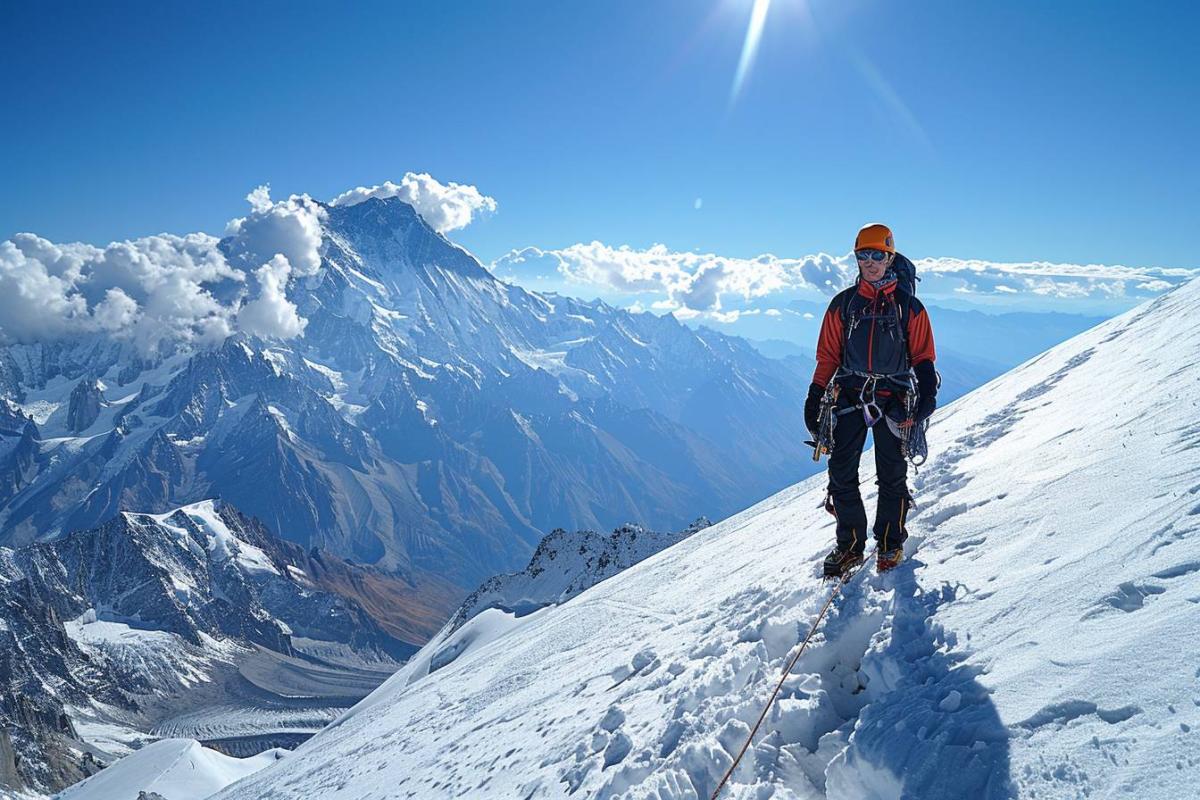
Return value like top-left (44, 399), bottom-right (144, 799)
top-left (63, 714), bottom-right (152, 761)
top-left (55, 738), bottom-right (287, 800)
top-left (64, 611), bottom-right (233, 690)
top-left (178, 499), bottom-right (280, 577)
top-left (208, 277), bottom-right (1200, 799)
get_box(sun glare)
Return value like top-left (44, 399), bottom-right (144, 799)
top-left (730, 0), bottom-right (772, 104)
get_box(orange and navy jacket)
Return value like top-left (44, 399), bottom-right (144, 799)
top-left (812, 278), bottom-right (936, 391)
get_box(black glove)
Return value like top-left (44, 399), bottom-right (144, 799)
top-left (913, 360), bottom-right (938, 423)
top-left (804, 382), bottom-right (825, 434)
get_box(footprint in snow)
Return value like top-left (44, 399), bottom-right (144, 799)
top-left (609, 647), bottom-right (659, 688)
top-left (602, 732), bottom-right (632, 768)
top-left (1081, 582), bottom-right (1167, 619)
top-left (1016, 700), bottom-right (1142, 730)
top-left (1151, 561), bottom-right (1200, 580)
top-left (599, 706), bottom-right (625, 732)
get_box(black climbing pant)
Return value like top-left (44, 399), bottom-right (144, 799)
top-left (827, 390), bottom-right (911, 555)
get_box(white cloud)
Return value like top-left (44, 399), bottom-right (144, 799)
top-left (237, 255), bottom-right (307, 339)
top-left (913, 257), bottom-right (1196, 304)
top-left (329, 173), bottom-right (497, 233)
top-left (93, 288), bottom-right (140, 331)
top-left (0, 185), bottom-right (325, 351)
top-left (0, 237), bottom-right (91, 341)
top-left (225, 185), bottom-right (326, 276)
top-left (494, 242), bottom-right (1200, 315)
top-left (493, 243), bottom-right (851, 314)
top-left (0, 233), bottom-right (245, 352)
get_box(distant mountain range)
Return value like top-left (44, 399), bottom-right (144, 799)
top-left (0, 196), bottom-right (811, 594)
top-left (45, 514), bottom-right (713, 800)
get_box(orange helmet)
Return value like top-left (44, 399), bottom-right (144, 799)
top-left (854, 223), bottom-right (895, 254)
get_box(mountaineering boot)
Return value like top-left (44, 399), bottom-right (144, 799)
top-left (877, 546), bottom-right (904, 572)
top-left (823, 547), bottom-right (865, 579)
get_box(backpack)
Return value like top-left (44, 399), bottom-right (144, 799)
top-left (891, 252), bottom-right (920, 296)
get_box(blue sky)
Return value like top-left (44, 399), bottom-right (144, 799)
top-left (2, 1), bottom-right (1198, 327)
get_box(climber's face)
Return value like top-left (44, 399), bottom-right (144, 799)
top-left (856, 250), bottom-right (894, 283)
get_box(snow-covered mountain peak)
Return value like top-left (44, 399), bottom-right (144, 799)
top-left (315, 196), bottom-right (497, 303)
top-left (426, 516), bottom-right (713, 649)
top-left (126, 498), bottom-right (280, 579)
top-left (2, 190), bottom-right (810, 588)
top-left (214, 278), bottom-right (1200, 799)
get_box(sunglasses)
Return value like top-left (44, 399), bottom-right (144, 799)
top-left (855, 249), bottom-right (889, 262)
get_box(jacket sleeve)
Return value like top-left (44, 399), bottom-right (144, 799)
top-left (906, 298), bottom-right (936, 366)
top-left (812, 298), bottom-right (844, 388)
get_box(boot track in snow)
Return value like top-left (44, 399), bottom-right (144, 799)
top-left (711, 552), bottom-right (873, 799)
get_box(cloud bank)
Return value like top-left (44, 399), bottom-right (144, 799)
top-left (0, 186), bottom-right (324, 351)
top-left (0, 232), bottom-right (241, 350)
top-left (493, 242), bottom-right (1199, 321)
top-left (493, 243), bottom-right (853, 312)
top-left (329, 173), bottom-right (497, 233)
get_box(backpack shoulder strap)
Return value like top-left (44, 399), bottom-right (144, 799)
top-left (890, 287), bottom-right (914, 347)
top-left (839, 283), bottom-right (858, 324)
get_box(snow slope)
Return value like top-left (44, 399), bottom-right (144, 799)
top-left (55, 739), bottom-right (286, 800)
top-left (213, 278), bottom-right (1200, 798)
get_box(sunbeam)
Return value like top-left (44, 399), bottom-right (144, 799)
top-left (730, 0), bottom-right (772, 104)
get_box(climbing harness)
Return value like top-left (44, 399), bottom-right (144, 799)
top-left (859, 375), bottom-right (885, 427)
top-left (832, 366), bottom-right (914, 395)
top-left (710, 555), bottom-right (872, 800)
top-left (824, 365), bottom-right (938, 469)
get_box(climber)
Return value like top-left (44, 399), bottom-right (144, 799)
top-left (803, 223), bottom-right (938, 577)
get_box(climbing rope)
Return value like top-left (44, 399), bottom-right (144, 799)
top-left (710, 557), bottom-right (871, 800)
